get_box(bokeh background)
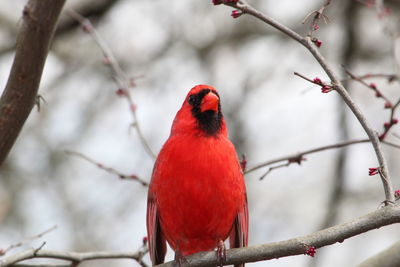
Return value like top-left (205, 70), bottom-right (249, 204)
top-left (1, 0), bottom-right (400, 266)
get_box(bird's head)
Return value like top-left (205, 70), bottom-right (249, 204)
top-left (171, 84), bottom-right (227, 137)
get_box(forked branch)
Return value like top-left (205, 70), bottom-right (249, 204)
top-left (226, 0), bottom-right (395, 203)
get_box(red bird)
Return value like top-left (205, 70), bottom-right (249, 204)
top-left (147, 85), bottom-right (248, 267)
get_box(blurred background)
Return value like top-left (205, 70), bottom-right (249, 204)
top-left (0, 0), bottom-right (400, 266)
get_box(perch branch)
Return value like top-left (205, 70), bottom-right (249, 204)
top-left (2, 206), bottom-right (399, 267)
top-left (156, 205), bottom-right (400, 266)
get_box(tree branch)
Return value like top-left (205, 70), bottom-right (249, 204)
top-left (344, 68), bottom-right (392, 104)
top-left (1, 226), bottom-right (57, 256)
top-left (2, 206), bottom-right (398, 267)
top-left (155, 206), bottom-right (400, 267)
top-left (11, 264), bottom-right (70, 267)
top-left (67, 10), bottom-right (156, 160)
top-left (245, 138), bottom-right (400, 175)
top-left (246, 139), bottom-right (400, 179)
top-left (65, 150), bottom-right (148, 186)
top-left (343, 67), bottom-right (400, 140)
top-left (11, 265), bottom-right (70, 267)
top-left (229, 0), bottom-right (395, 204)
top-left (358, 240), bottom-right (400, 267)
top-left (56, 0), bottom-right (123, 35)
top-left (1, 250), bottom-right (148, 267)
top-left (0, 0), bottom-right (66, 166)
top-left (302, 0), bottom-right (331, 37)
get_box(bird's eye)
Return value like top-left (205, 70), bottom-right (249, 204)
top-left (188, 95), bottom-right (196, 105)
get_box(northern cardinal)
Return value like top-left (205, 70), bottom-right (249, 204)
top-left (147, 85), bottom-right (248, 267)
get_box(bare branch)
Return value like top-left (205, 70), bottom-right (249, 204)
top-left (232, 1), bottom-right (304, 44)
top-left (65, 150), bottom-right (148, 186)
top-left (379, 97), bottom-right (400, 140)
top-left (227, 0), bottom-right (395, 204)
top-left (33, 243), bottom-right (46, 256)
top-left (304, 36), bottom-right (396, 202)
top-left (342, 73), bottom-right (398, 83)
top-left (2, 206), bottom-right (399, 267)
top-left (0, 0), bottom-right (66, 166)
top-left (302, 0), bottom-right (331, 36)
top-left (294, 71), bottom-right (333, 93)
top-left (245, 138), bottom-right (400, 177)
top-left (344, 67), bottom-right (391, 104)
top-left (0, 250), bottom-right (149, 267)
top-left (66, 10), bottom-right (156, 160)
top-left (1, 226), bottom-right (57, 256)
top-left (155, 206), bottom-right (400, 267)
top-left (258, 160), bottom-right (294, 180)
top-left (11, 264), bottom-right (70, 267)
top-left (344, 68), bottom-right (400, 140)
top-left (294, 71), bottom-right (318, 84)
top-left (246, 139), bottom-right (369, 174)
top-left (56, 0), bottom-right (123, 35)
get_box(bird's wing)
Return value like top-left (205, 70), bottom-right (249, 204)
top-left (229, 194), bottom-right (249, 267)
top-left (146, 192), bottom-right (167, 265)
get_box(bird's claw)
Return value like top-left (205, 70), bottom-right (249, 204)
top-left (174, 250), bottom-right (189, 267)
top-left (217, 240), bottom-right (226, 267)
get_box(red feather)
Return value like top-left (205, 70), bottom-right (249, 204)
top-left (147, 85), bottom-right (248, 266)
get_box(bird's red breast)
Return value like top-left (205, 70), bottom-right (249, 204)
top-left (147, 85), bottom-right (248, 265)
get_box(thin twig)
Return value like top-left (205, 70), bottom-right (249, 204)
top-left (246, 139), bottom-right (368, 174)
top-left (302, 0), bottom-right (331, 36)
top-left (65, 150), bottom-right (148, 186)
top-left (246, 137), bottom-right (400, 176)
top-left (344, 67), bottom-right (400, 139)
top-left (66, 9), bottom-right (156, 160)
top-left (11, 264), bottom-right (70, 267)
top-left (229, 0), bottom-right (395, 204)
top-left (344, 67), bottom-right (392, 103)
top-left (342, 73), bottom-right (397, 83)
top-left (294, 71), bottom-right (334, 93)
top-left (380, 97), bottom-right (400, 139)
top-left (33, 242), bottom-right (46, 256)
top-left (383, 140), bottom-right (400, 149)
top-left (258, 161), bottom-right (292, 180)
top-left (294, 72), bottom-right (316, 84)
top-left (1, 225), bottom-right (57, 256)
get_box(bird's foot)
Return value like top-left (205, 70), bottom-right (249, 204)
top-left (216, 240), bottom-right (226, 267)
top-left (174, 250), bottom-right (189, 267)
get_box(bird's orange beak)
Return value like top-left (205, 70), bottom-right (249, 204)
top-left (200, 92), bottom-right (219, 112)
